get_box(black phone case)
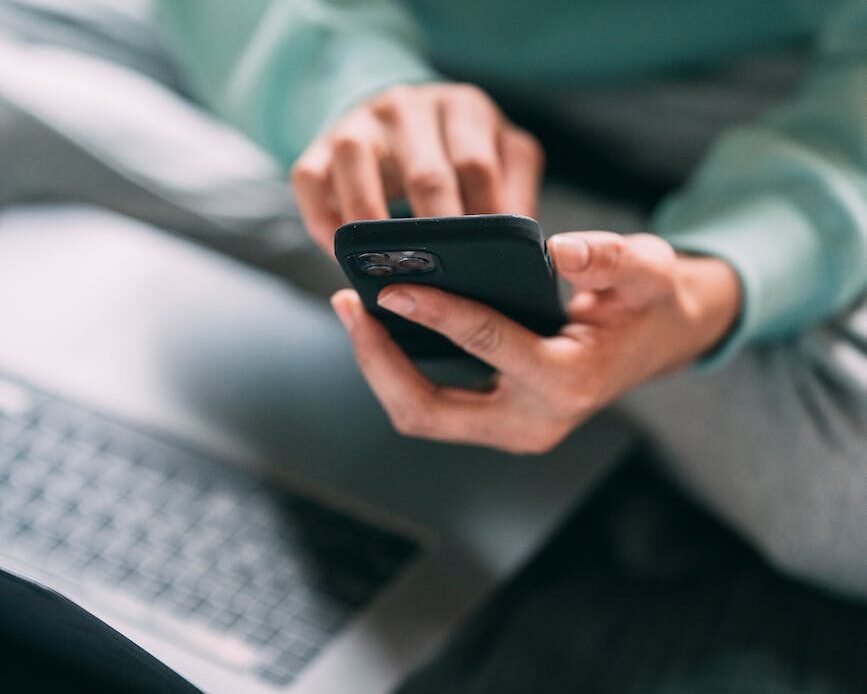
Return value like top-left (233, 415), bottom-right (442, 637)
top-left (335, 214), bottom-right (566, 358)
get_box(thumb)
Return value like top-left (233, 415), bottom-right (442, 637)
top-left (548, 231), bottom-right (676, 304)
top-left (548, 231), bottom-right (676, 300)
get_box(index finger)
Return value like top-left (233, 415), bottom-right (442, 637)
top-left (441, 87), bottom-right (506, 214)
top-left (330, 289), bottom-right (508, 446)
top-left (548, 232), bottom-right (676, 300)
top-left (500, 126), bottom-right (544, 217)
top-left (376, 284), bottom-right (549, 383)
top-left (373, 90), bottom-right (463, 217)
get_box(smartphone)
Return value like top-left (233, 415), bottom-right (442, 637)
top-left (334, 214), bottom-right (565, 359)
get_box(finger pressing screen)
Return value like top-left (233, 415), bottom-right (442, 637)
top-left (331, 289), bottom-right (489, 444)
top-left (440, 87), bottom-right (505, 214)
top-left (500, 126), bottom-right (544, 217)
top-left (376, 284), bottom-right (547, 384)
top-left (549, 232), bottom-right (675, 301)
top-left (377, 92), bottom-right (463, 217)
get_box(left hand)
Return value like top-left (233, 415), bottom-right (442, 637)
top-left (291, 83), bottom-right (543, 254)
top-left (331, 231), bottom-right (740, 454)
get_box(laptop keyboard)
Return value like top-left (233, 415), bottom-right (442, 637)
top-left (0, 376), bottom-right (421, 687)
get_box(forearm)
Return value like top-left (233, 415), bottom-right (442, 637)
top-left (653, 1), bottom-right (867, 365)
top-left (155, 0), bottom-right (439, 166)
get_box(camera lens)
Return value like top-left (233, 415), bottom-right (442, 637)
top-left (398, 256), bottom-right (431, 271)
top-left (358, 252), bottom-right (389, 264)
top-left (363, 264), bottom-right (394, 277)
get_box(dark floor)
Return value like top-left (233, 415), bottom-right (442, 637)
top-left (398, 447), bottom-right (867, 694)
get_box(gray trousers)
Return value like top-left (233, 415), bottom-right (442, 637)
top-left (1, 1), bottom-right (865, 599)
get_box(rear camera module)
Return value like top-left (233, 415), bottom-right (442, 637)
top-left (357, 252), bottom-right (389, 264)
top-left (398, 256), bottom-right (431, 271)
top-left (363, 264), bottom-right (394, 277)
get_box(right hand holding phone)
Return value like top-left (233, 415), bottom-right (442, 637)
top-left (291, 83), bottom-right (544, 253)
top-left (331, 231), bottom-right (741, 454)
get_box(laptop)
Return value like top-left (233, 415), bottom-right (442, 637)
top-left (0, 203), bottom-right (632, 693)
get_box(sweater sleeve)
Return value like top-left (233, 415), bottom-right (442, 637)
top-left (154, 0), bottom-right (440, 168)
top-left (652, 0), bottom-right (867, 367)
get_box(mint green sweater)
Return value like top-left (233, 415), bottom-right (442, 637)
top-left (156, 0), bottom-right (867, 363)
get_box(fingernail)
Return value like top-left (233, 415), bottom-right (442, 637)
top-left (331, 293), bottom-right (358, 332)
top-left (550, 236), bottom-right (590, 272)
top-left (378, 288), bottom-right (416, 315)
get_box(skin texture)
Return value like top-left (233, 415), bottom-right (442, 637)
top-left (291, 83), bottom-right (544, 252)
top-left (331, 232), bottom-right (741, 454)
top-left (292, 82), bottom-right (742, 454)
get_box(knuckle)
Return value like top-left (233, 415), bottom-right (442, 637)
top-left (459, 316), bottom-right (502, 356)
top-left (453, 153), bottom-right (498, 186)
top-left (330, 130), bottom-right (368, 158)
top-left (406, 166), bottom-right (452, 197)
top-left (373, 85), bottom-right (414, 122)
top-left (373, 101), bottom-right (400, 125)
top-left (509, 128), bottom-right (545, 167)
top-left (592, 234), bottom-right (626, 274)
top-left (290, 159), bottom-right (326, 187)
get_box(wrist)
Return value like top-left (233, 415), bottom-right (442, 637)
top-left (673, 254), bottom-right (742, 362)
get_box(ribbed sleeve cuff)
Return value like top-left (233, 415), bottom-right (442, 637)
top-left (654, 196), bottom-right (824, 369)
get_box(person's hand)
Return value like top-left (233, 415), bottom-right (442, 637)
top-left (291, 83), bottom-right (544, 253)
top-left (330, 232), bottom-right (741, 454)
